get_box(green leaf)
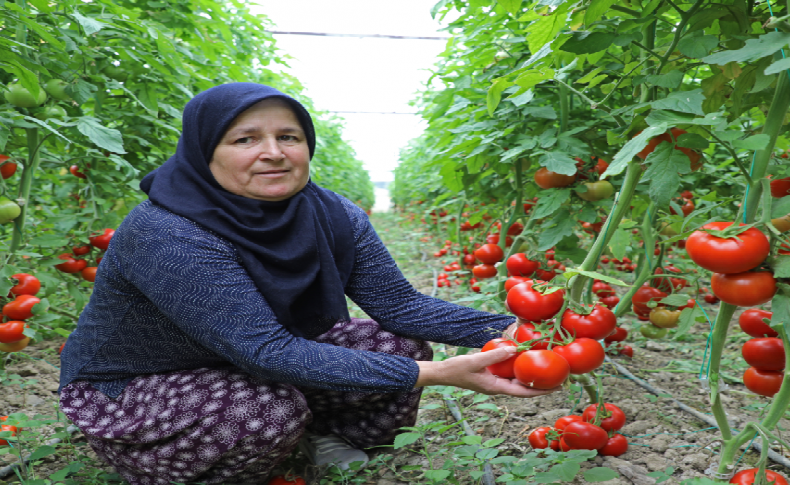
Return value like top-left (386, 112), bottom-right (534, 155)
top-left (509, 89), bottom-right (535, 106)
top-left (532, 189), bottom-right (571, 219)
top-left (772, 255), bottom-right (790, 279)
top-left (514, 67), bottom-right (555, 91)
top-left (498, 0), bottom-right (523, 15)
top-left (523, 106), bottom-right (557, 119)
top-left (603, 124), bottom-right (666, 178)
top-left (32, 298), bottom-right (49, 316)
top-left (659, 294), bottom-right (691, 307)
top-left (702, 32), bottom-right (790, 64)
top-left (608, 227), bottom-right (629, 260)
top-left (424, 470), bottom-right (451, 482)
top-left (646, 110), bottom-right (724, 127)
top-left (487, 78), bottom-right (510, 116)
top-left (583, 467), bottom-right (620, 482)
top-left (771, 196), bottom-right (790, 218)
top-left (642, 143), bottom-right (690, 208)
top-left (651, 89), bottom-right (706, 116)
top-left (72, 13), bottom-right (105, 35)
top-left (646, 70), bottom-right (684, 89)
top-left (561, 31), bottom-right (616, 54)
top-left (29, 234), bottom-right (68, 247)
top-left (771, 289), bottom-right (790, 328)
top-left (77, 117), bottom-right (127, 154)
top-left (676, 133), bottom-right (710, 150)
top-left (677, 35), bottom-right (718, 59)
top-left (552, 461), bottom-right (581, 481)
top-left (527, 3), bottom-right (570, 54)
top-left (67, 283), bottom-right (86, 313)
top-left (563, 269), bottom-right (628, 287)
top-left (733, 134), bottom-right (771, 151)
top-left (765, 57), bottom-right (790, 75)
top-left (537, 212), bottom-right (576, 251)
top-left (538, 151), bottom-right (576, 175)
top-left (584, 0), bottom-right (618, 24)
top-left (67, 79), bottom-right (98, 105)
top-left (28, 445), bottom-right (57, 462)
top-left (48, 462), bottom-right (82, 482)
top-left (27, 0), bottom-right (54, 12)
top-left (393, 432), bottom-right (421, 449)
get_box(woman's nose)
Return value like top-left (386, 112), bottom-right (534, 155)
top-left (258, 136), bottom-right (284, 160)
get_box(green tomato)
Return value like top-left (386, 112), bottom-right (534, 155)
top-left (44, 79), bottom-right (70, 101)
top-left (4, 83), bottom-right (47, 108)
top-left (0, 197), bottom-right (21, 224)
top-left (36, 105), bottom-right (68, 120)
top-left (103, 65), bottom-right (128, 81)
top-left (576, 180), bottom-right (615, 202)
top-left (639, 324), bottom-right (668, 339)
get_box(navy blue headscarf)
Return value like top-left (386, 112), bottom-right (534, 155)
top-left (140, 83), bottom-right (355, 339)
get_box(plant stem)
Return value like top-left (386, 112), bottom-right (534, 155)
top-left (707, 302), bottom-right (737, 442)
top-left (8, 128), bottom-right (41, 259)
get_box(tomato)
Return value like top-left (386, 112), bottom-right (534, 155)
top-left (4, 82), bottom-right (47, 108)
top-left (649, 308), bottom-right (681, 329)
top-left (513, 350), bottom-right (570, 389)
top-left (599, 434), bottom-right (628, 457)
top-left (577, 180), bottom-right (614, 201)
top-left (600, 295), bottom-right (620, 310)
top-left (640, 324), bottom-right (668, 339)
top-left (0, 197), bottom-right (21, 224)
top-left (742, 338), bottom-right (785, 371)
top-left (743, 367), bottom-right (783, 397)
top-left (729, 469), bottom-right (788, 485)
top-left (506, 253), bottom-right (539, 277)
top-left (635, 131), bottom-right (669, 159)
top-left (0, 422), bottom-right (18, 446)
top-left (44, 79), bottom-right (70, 101)
top-left (770, 177), bottom-right (790, 198)
top-left (594, 159), bottom-right (609, 175)
top-left (505, 276), bottom-right (531, 292)
top-left (507, 281), bottom-right (565, 322)
top-left (562, 421), bottom-right (608, 450)
top-left (0, 321), bottom-right (25, 344)
top-left (604, 327), bottom-right (627, 343)
top-left (0, 337), bottom-right (30, 352)
top-left (686, 222), bottom-right (770, 274)
top-left (670, 199), bottom-right (695, 217)
top-left (582, 403), bottom-right (626, 431)
top-left (514, 323), bottom-right (554, 349)
top-left (38, 105), bottom-right (67, 120)
top-left (72, 245), bottom-right (91, 256)
top-left (2, 295), bottom-right (40, 320)
top-left (592, 281), bottom-right (614, 297)
top-left (81, 266), bottom-right (98, 282)
top-left (9, 273), bottom-right (40, 297)
top-left (0, 158), bottom-right (16, 179)
top-left (528, 426), bottom-right (554, 449)
top-left (552, 338), bottom-right (605, 374)
top-left (474, 244), bottom-right (504, 264)
top-left (70, 165), bottom-right (87, 179)
top-left (472, 263), bottom-right (497, 279)
top-left (680, 190), bottom-right (693, 199)
top-left (268, 475), bottom-right (307, 485)
top-left (534, 167), bottom-right (576, 189)
top-left (619, 345), bottom-right (634, 358)
top-left (632, 286), bottom-right (667, 316)
top-left (55, 253), bottom-right (88, 273)
top-left (463, 253), bottom-right (476, 265)
top-left (560, 304), bottom-right (617, 340)
top-left (739, 309), bottom-right (777, 338)
top-left (711, 271), bottom-right (777, 307)
top-left (554, 415), bottom-right (583, 437)
top-left (704, 293), bottom-right (720, 304)
top-left (89, 228), bottom-right (115, 250)
top-left (774, 215), bottom-right (790, 232)
top-left (481, 338), bottom-right (520, 378)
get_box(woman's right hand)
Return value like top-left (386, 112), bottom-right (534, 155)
top-left (415, 347), bottom-right (561, 398)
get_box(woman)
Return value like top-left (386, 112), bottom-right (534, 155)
top-left (58, 83), bottom-right (558, 485)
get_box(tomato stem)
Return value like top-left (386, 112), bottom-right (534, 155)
top-left (8, 128), bottom-right (42, 259)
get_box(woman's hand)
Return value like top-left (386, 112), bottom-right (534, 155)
top-left (415, 347), bottom-right (561, 398)
top-left (503, 320), bottom-right (519, 340)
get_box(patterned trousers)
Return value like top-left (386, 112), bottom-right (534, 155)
top-left (59, 319), bottom-right (433, 485)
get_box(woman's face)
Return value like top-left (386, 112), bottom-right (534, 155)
top-left (209, 98), bottom-right (310, 201)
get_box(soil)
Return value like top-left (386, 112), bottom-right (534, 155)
top-left (0, 213), bottom-right (787, 485)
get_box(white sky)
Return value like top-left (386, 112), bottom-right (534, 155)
top-left (248, 0), bottom-right (450, 183)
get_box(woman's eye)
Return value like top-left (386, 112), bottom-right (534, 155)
top-left (234, 137), bottom-right (252, 144)
top-left (279, 135), bottom-right (297, 142)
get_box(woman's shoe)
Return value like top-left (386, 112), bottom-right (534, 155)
top-left (298, 432), bottom-right (369, 471)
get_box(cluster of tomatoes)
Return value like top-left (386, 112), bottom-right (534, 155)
top-left (532, 155), bottom-right (613, 204)
top-left (599, 256), bottom-right (636, 273)
top-left (0, 273), bottom-right (42, 353)
top-left (527, 403), bottom-right (628, 456)
top-left (0, 155), bottom-right (22, 226)
top-left (55, 228), bottom-right (115, 282)
top-left (737, 309), bottom-right (783, 398)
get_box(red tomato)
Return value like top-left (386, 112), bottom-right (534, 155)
top-left (554, 415), bottom-right (583, 437)
top-left (474, 244), bottom-right (504, 264)
top-left (0, 321), bottom-right (26, 343)
top-left (72, 245), bottom-right (91, 256)
top-left (507, 281), bottom-right (565, 322)
top-left (528, 426), bottom-right (554, 449)
top-left (619, 345), bottom-right (634, 358)
top-left (743, 367), bottom-right (783, 397)
top-left (0, 421), bottom-right (18, 446)
top-left (504, 276), bottom-right (531, 292)
top-left (463, 253), bottom-right (476, 265)
top-left (600, 295), bottom-right (620, 310)
top-left (739, 309), bottom-right (777, 338)
top-left (632, 286), bottom-right (667, 317)
top-left (770, 177), bottom-right (790, 198)
top-left (81, 267), bottom-right (98, 282)
top-left (69, 165), bottom-right (87, 179)
top-left (506, 253), bottom-right (539, 277)
top-left (594, 159), bottom-right (609, 175)
top-left (604, 327), bottom-right (628, 343)
top-left (704, 293), bottom-right (720, 304)
top-left (513, 350), bottom-right (570, 389)
top-left (599, 434), bottom-right (628, 457)
top-left (711, 271), bottom-right (777, 307)
top-left (481, 338), bottom-right (520, 378)
top-left (560, 304), bottom-right (617, 340)
top-left (592, 281), bottom-right (614, 297)
top-left (686, 222), bottom-right (770, 274)
top-left (729, 469), bottom-right (788, 485)
top-left (534, 167), bottom-right (576, 189)
top-left (514, 323), bottom-right (552, 350)
top-left (0, 156), bottom-right (16, 179)
top-left (507, 222), bottom-right (524, 236)
top-left (472, 263), bottom-right (497, 279)
top-left (680, 190), bottom-right (693, 199)
top-left (562, 421), bottom-right (609, 450)
top-left (635, 131), bottom-right (669, 159)
top-left (89, 228), bottom-right (115, 251)
top-left (9, 273), bottom-right (40, 296)
top-left (535, 268), bottom-right (557, 281)
top-left (55, 253), bottom-right (88, 273)
top-left (582, 403), bottom-right (626, 432)
top-left (268, 476), bottom-right (307, 485)
top-left (2, 295), bottom-right (40, 320)
top-left (552, 338), bottom-right (605, 374)
top-left (742, 338), bottom-right (785, 371)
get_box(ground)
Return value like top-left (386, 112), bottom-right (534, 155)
top-left (0, 212), bottom-right (787, 485)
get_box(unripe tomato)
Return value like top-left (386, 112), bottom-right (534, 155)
top-left (649, 308), bottom-right (681, 329)
top-left (534, 167), bottom-right (576, 189)
top-left (686, 222), bottom-right (770, 274)
top-left (0, 197), bottom-right (21, 224)
top-left (742, 338), bottom-right (785, 371)
top-left (507, 281), bottom-right (565, 322)
top-left (513, 350), bottom-right (570, 389)
top-left (474, 243), bottom-right (504, 264)
top-left (640, 324), bottom-right (668, 339)
top-left (729, 469), bottom-right (788, 485)
top-left (576, 180), bottom-right (614, 201)
top-left (560, 304), bottom-right (617, 340)
top-left (2, 295), bottom-right (40, 320)
top-left (743, 367), bottom-right (783, 397)
top-left (711, 271), bottom-right (777, 307)
top-left (9, 273), bottom-right (40, 297)
top-left (738, 309), bottom-right (776, 338)
top-left (481, 338), bottom-right (520, 378)
top-left (4, 83), bottom-right (47, 108)
top-left (0, 337), bottom-right (30, 352)
top-left (44, 79), bottom-right (70, 101)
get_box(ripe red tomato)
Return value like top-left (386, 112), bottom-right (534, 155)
top-left (739, 309), bottom-right (777, 338)
top-left (0, 321), bottom-right (26, 344)
top-left (463, 253), bottom-right (476, 265)
top-left (552, 338), bottom-right (605, 374)
top-left (592, 281), bottom-right (614, 297)
top-left (600, 295), bottom-right (620, 310)
top-left (729, 469), bottom-right (788, 485)
top-left (481, 338), bottom-right (520, 378)
top-left (670, 199), bottom-right (695, 217)
top-left (81, 267), bottom-right (98, 282)
top-left (742, 338), bottom-right (785, 371)
top-left (704, 293), bottom-right (720, 304)
top-left (507, 281), bottom-right (565, 322)
top-left (743, 367), bottom-right (783, 397)
top-left (2, 295), bottom-right (40, 320)
top-left (69, 165), bottom-right (87, 179)
top-left (635, 131), bottom-right (669, 159)
top-left (686, 222), bottom-right (770, 274)
top-left (472, 263), bottom-right (497, 279)
top-left (619, 345), bottom-right (634, 358)
top-left (534, 167), bottom-right (576, 189)
top-left (680, 190), bottom-right (693, 199)
top-left (504, 276), bottom-right (530, 292)
top-left (0, 160), bottom-right (17, 179)
top-left (599, 434), bottom-right (628, 457)
top-left (514, 323), bottom-right (554, 349)
top-left (770, 177), bottom-right (790, 198)
top-left (528, 426), bottom-right (554, 449)
top-left (72, 245), bottom-right (91, 256)
top-left (89, 228), bottom-right (115, 251)
top-left (711, 271), bottom-right (777, 307)
top-left (513, 350), bottom-right (570, 389)
top-left (9, 273), bottom-right (40, 297)
top-left (582, 403), bottom-right (626, 432)
top-left (560, 304), bottom-right (617, 340)
top-left (474, 244), bottom-right (504, 264)
top-left (55, 253), bottom-right (88, 273)
top-left (506, 253), bottom-right (539, 277)
top-left (632, 286), bottom-right (667, 316)
top-left (554, 415), bottom-right (583, 437)
top-left (268, 475), bottom-right (307, 485)
top-left (604, 326), bottom-right (628, 343)
top-left (535, 268), bottom-right (556, 281)
top-left (562, 421), bottom-right (609, 450)
top-left (0, 419), bottom-right (18, 446)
